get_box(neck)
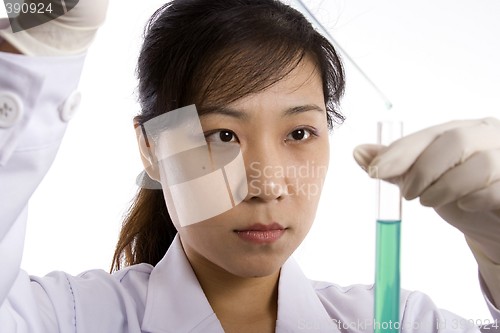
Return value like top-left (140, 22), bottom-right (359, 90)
top-left (184, 247), bottom-right (280, 332)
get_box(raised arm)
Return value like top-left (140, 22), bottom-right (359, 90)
top-left (0, 1), bottom-right (107, 330)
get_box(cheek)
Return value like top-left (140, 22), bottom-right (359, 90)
top-left (161, 187), bottom-right (181, 229)
top-left (174, 218), bottom-right (227, 265)
top-left (285, 145), bottom-right (329, 233)
top-left (287, 145), bottom-right (329, 200)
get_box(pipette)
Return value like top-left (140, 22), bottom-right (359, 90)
top-left (373, 121), bottom-right (402, 333)
top-left (289, 0), bottom-right (393, 110)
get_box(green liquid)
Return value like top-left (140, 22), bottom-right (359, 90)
top-left (374, 219), bottom-right (401, 333)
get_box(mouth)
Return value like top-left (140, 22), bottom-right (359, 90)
top-left (234, 223), bottom-right (286, 244)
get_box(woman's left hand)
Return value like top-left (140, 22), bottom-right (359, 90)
top-left (353, 117), bottom-right (500, 304)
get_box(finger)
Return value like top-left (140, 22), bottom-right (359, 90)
top-left (458, 180), bottom-right (500, 212)
top-left (353, 144), bottom-right (404, 187)
top-left (419, 149), bottom-right (500, 207)
top-left (368, 118), bottom-right (495, 179)
top-left (402, 118), bottom-right (500, 199)
top-left (353, 144), bottom-right (385, 170)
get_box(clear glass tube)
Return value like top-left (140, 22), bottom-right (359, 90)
top-left (374, 121), bottom-right (402, 333)
top-left (376, 121), bottom-right (402, 221)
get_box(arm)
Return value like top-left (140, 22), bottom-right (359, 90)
top-left (0, 41), bottom-right (87, 331)
top-left (0, 50), bottom-right (147, 331)
top-left (0, 1), bottom-right (108, 329)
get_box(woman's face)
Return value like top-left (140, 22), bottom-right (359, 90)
top-left (170, 57), bottom-right (330, 278)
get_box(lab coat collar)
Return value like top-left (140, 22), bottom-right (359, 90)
top-left (141, 235), bottom-right (223, 333)
top-left (276, 258), bottom-right (340, 332)
top-left (142, 235), bottom-right (339, 332)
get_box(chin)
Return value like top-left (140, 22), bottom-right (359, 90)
top-left (234, 267), bottom-right (281, 279)
top-left (224, 256), bottom-right (286, 278)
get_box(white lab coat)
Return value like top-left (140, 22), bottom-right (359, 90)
top-left (1, 34), bottom-right (499, 333)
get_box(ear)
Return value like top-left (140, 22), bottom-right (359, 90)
top-left (134, 121), bottom-right (161, 182)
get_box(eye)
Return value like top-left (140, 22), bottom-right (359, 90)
top-left (286, 127), bottom-right (316, 142)
top-left (205, 129), bottom-right (239, 143)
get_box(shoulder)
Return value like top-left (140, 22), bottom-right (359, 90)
top-left (309, 279), bottom-right (478, 332)
top-left (77, 263), bottom-right (155, 307)
top-left (30, 264), bottom-right (155, 308)
top-left (311, 278), bottom-right (430, 310)
top-left (28, 264), bottom-right (155, 332)
top-left (311, 279), bottom-right (379, 318)
top-left (111, 263), bottom-right (154, 283)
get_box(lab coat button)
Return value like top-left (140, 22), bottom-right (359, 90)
top-left (59, 90), bottom-right (81, 122)
top-left (0, 92), bottom-right (23, 128)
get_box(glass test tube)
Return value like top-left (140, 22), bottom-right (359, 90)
top-left (374, 121), bottom-right (402, 333)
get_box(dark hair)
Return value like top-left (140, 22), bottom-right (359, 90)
top-left (111, 0), bottom-right (345, 272)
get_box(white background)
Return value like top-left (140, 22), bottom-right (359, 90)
top-left (3, 0), bottom-right (499, 323)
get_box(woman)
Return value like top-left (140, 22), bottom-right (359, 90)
top-left (1, 0), bottom-right (500, 332)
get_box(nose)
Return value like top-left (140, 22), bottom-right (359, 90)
top-left (244, 143), bottom-right (289, 202)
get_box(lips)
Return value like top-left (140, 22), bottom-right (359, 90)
top-left (235, 223), bottom-right (285, 232)
top-left (234, 223), bottom-right (286, 244)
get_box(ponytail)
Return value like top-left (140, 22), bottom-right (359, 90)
top-left (110, 188), bottom-right (177, 272)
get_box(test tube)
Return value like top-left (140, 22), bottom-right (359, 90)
top-left (374, 121), bottom-right (402, 333)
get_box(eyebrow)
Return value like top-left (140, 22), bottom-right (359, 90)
top-left (199, 106), bottom-right (249, 120)
top-left (283, 104), bottom-right (325, 116)
top-left (198, 104), bottom-right (325, 120)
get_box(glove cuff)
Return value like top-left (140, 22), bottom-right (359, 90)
top-left (466, 236), bottom-right (500, 308)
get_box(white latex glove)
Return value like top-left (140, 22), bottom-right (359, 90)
top-left (0, 0), bottom-right (109, 56)
top-left (353, 117), bottom-right (500, 305)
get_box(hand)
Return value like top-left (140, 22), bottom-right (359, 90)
top-left (353, 117), bottom-right (500, 304)
top-left (0, 0), bottom-right (109, 56)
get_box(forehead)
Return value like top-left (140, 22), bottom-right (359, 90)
top-left (199, 56), bottom-right (325, 116)
top-left (191, 30), bottom-right (325, 105)
top-left (231, 58), bottom-right (324, 110)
